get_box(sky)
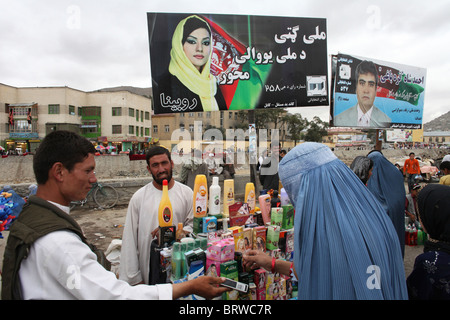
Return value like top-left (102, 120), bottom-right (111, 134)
top-left (0, 0), bottom-right (449, 124)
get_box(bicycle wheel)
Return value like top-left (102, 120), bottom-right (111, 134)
top-left (94, 185), bottom-right (119, 209)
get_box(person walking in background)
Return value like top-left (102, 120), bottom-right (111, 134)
top-left (403, 152), bottom-right (421, 192)
top-left (368, 150), bottom-right (406, 257)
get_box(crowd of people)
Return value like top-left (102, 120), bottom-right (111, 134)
top-left (1, 130), bottom-right (449, 300)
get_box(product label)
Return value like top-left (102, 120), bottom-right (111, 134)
top-left (163, 207), bottom-right (171, 223)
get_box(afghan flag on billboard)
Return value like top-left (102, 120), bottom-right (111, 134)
top-left (376, 65), bottom-right (425, 106)
top-left (204, 16), bottom-right (272, 110)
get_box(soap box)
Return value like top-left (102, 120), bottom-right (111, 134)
top-left (254, 268), bottom-right (267, 290)
top-left (202, 216), bottom-right (217, 233)
top-left (266, 225), bottom-right (281, 251)
top-left (282, 204), bottom-right (294, 230)
top-left (270, 207), bottom-right (283, 227)
top-left (253, 226), bottom-right (266, 252)
top-left (206, 239), bottom-right (235, 262)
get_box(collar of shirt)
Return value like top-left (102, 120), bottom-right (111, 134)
top-left (357, 104), bottom-right (373, 126)
top-left (47, 200), bottom-right (70, 214)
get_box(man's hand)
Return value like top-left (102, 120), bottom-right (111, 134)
top-left (172, 276), bottom-right (230, 300)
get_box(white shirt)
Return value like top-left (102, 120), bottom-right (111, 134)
top-left (119, 181), bottom-right (193, 285)
top-left (357, 104), bottom-right (373, 127)
top-left (19, 204), bottom-right (172, 300)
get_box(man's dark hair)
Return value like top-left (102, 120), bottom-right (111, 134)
top-left (33, 130), bottom-right (96, 185)
top-left (356, 60), bottom-right (378, 87)
top-left (146, 146), bottom-right (171, 166)
top-left (440, 161), bottom-right (450, 171)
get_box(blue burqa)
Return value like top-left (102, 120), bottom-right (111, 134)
top-left (278, 143), bottom-right (407, 300)
top-left (367, 150), bottom-right (406, 257)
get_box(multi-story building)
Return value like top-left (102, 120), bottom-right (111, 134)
top-left (0, 83), bottom-right (152, 153)
top-left (151, 110), bottom-right (242, 148)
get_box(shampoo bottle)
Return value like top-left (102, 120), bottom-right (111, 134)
top-left (209, 176), bottom-right (221, 215)
top-left (193, 174), bottom-right (208, 218)
top-left (258, 193), bottom-right (271, 225)
top-left (245, 182), bottom-right (256, 214)
top-left (158, 179), bottom-right (173, 227)
top-left (223, 179), bottom-right (235, 217)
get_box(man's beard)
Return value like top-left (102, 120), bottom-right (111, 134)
top-left (152, 170), bottom-right (173, 186)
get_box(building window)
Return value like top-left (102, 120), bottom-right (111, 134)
top-left (145, 111), bottom-right (150, 120)
top-left (165, 125), bottom-right (170, 133)
top-left (198, 112), bottom-right (203, 118)
top-left (112, 125), bottom-right (122, 134)
top-left (129, 125), bottom-right (134, 134)
top-left (112, 107), bottom-right (122, 116)
top-left (145, 127), bottom-right (150, 136)
top-left (180, 113), bottom-right (185, 118)
top-left (129, 108), bottom-right (135, 117)
top-left (69, 105), bottom-right (75, 115)
top-left (189, 112), bottom-right (194, 117)
top-left (136, 110), bottom-right (139, 122)
top-left (153, 125), bottom-right (158, 133)
top-left (141, 111), bottom-right (144, 122)
top-left (48, 104), bottom-right (60, 114)
top-left (180, 124), bottom-right (185, 131)
top-left (82, 107), bottom-right (101, 116)
top-left (189, 124), bottom-right (194, 132)
top-left (81, 121), bottom-right (98, 134)
top-left (206, 111), bottom-right (211, 118)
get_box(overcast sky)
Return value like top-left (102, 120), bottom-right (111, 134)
top-left (1, 0), bottom-right (449, 124)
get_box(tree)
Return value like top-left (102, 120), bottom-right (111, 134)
top-left (304, 116), bottom-right (329, 142)
top-left (284, 113), bottom-right (307, 144)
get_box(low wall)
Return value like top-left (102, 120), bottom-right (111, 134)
top-left (1, 147), bottom-right (446, 203)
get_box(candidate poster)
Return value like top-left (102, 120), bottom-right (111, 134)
top-left (147, 13), bottom-right (328, 114)
top-left (331, 53), bottom-right (426, 129)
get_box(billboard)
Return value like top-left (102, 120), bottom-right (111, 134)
top-left (386, 129), bottom-right (424, 143)
top-left (147, 13), bottom-right (328, 114)
top-left (331, 53), bottom-right (426, 129)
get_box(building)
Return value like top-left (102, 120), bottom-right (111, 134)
top-left (423, 131), bottom-right (450, 147)
top-left (322, 127), bottom-right (370, 148)
top-left (0, 83), bottom-right (152, 153)
top-left (151, 110), bottom-right (243, 151)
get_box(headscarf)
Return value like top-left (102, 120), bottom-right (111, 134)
top-left (418, 184), bottom-right (450, 254)
top-left (279, 143), bottom-right (407, 300)
top-left (350, 156), bottom-right (373, 185)
top-left (168, 15), bottom-right (218, 111)
top-left (367, 150), bottom-right (406, 256)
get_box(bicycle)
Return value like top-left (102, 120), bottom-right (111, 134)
top-left (70, 182), bottom-right (119, 210)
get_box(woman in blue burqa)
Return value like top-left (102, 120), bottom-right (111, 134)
top-left (366, 150), bottom-right (406, 257)
top-left (278, 143), bottom-right (407, 299)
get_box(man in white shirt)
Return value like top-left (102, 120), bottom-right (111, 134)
top-left (120, 146), bottom-right (194, 285)
top-left (334, 60), bottom-right (391, 128)
top-left (2, 131), bottom-right (228, 300)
